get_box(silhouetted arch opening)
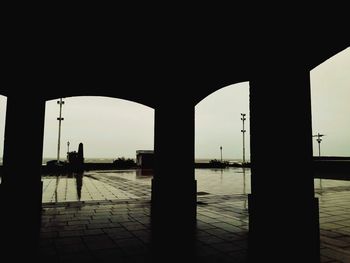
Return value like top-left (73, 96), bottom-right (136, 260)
top-left (310, 47), bottom-right (350, 158)
top-left (309, 47), bottom-right (350, 261)
top-left (41, 96), bottom-right (154, 203)
top-left (195, 82), bottom-right (250, 163)
top-left (194, 82), bottom-right (251, 260)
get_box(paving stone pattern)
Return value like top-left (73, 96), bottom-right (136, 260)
top-left (39, 172), bottom-right (350, 262)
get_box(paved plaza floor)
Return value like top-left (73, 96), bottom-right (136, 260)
top-left (39, 169), bottom-right (350, 262)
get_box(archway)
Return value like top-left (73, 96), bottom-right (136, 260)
top-left (310, 47), bottom-right (350, 262)
top-left (39, 96), bottom-right (156, 260)
top-left (41, 96), bottom-right (154, 203)
top-left (194, 82), bottom-right (251, 261)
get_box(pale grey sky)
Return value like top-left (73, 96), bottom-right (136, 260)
top-left (0, 47), bottom-right (348, 160)
top-left (310, 47), bottom-right (350, 156)
top-left (43, 97), bottom-right (154, 159)
top-left (195, 82), bottom-right (250, 160)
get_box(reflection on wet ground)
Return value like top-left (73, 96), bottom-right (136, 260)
top-left (42, 168), bottom-right (253, 203)
top-left (40, 168), bottom-right (350, 262)
top-left (42, 173), bottom-right (139, 203)
top-left (42, 168), bottom-right (350, 203)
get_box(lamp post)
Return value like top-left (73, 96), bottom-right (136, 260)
top-left (313, 132), bottom-right (325, 191)
top-left (312, 133), bottom-right (325, 157)
top-left (67, 141), bottom-right (70, 160)
top-left (220, 146), bottom-right (223, 162)
top-left (57, 98), bottom-right (65, 164)
top-left (241, 113), bottom-right (246, 165)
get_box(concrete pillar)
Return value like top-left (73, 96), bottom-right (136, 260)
top-left (248, 69), bottom-right (320, 262)
top-left (0, 96), bottom-right (45, 260)
top-left (151, 102), bottom-right (197, 260)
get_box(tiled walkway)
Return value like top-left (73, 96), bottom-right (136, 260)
top-left (40, 197), bottom-right (249, 262)
top-left (39, 171), bottom-right (350, 262)
top-left (42, 174), bottom-right (139, 203)
top-left (317, 188), bottom-right (350, 262)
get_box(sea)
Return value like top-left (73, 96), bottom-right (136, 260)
top-left (41, 158), bottom-right (248, 165)
top-left (0, 157), bottom-right (249, 165)
top-left (42, 157), bottom-right (118, 165)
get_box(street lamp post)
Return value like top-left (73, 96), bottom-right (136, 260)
top-left (57, 98), bottom-right (65, 164)
top-left (241, 113), bottom-right (246, 164)
top-left (313, 132), bottom-right (325, 191)
top-left (220, 146), bottom-right (223, 162)
top-left (67, 141), bottom-right (70, 160)
top-left (312, 133), bottom-right (325, 157)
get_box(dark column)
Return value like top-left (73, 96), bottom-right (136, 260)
top-left (0, 96), bottom-right (45, 260)
top-left (248, 69), bottom-right (320, 262)
top-left (151, 102), bottom-right (197, 260)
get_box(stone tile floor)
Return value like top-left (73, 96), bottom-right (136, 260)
top-left (39, 172), bottom-right (350, 262)
top-left (40, 198), bottom-right (249, 262)
top-left (42, 174), bottom-right (140, 202)
top-left (317, 188), bottom-right (350, 262)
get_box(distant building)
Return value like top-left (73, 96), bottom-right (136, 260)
top-left (136, 150), bottom-right (154, 169)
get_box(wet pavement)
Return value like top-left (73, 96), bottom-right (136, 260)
top-left (39, 169), bottom-right (350, 262)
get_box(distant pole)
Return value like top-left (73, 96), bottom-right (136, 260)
top-left (313, 132), bottom-right (325, 190)
top-left (220, 146), bottom-right (223, 162)
top-left (241, 113), bottom-right (246, 164)
top-left (67, 141), bottom-right (70, 160)
top-left (317, 134), bottom-right (322, 157)
top-left (57, 98), bottom-right (65, 163)
top-left (313, 133), bottom-right (325, 157)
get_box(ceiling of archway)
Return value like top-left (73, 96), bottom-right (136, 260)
top-left (2, 27), bottom-right (348, 108)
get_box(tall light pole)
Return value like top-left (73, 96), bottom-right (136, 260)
top-left (312, 133), bottom-right (325, 157)
top-left (241, 113), bottom-right (246, 164)
top-left (57, 98), bottom-right (65, 164)
top-left (313, 132), bottom-right (325, 192)
top-left (67, 141), bottom-right (70, 160)
top-left (220, 146), bottom-right (223, 162)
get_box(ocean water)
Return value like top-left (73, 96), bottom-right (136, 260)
top-left (42, 158), bottom-right (117, 165)
top-left (40, 158), bottom-right (248, 165)
top-left (0, 157), bottom-right (248, 165)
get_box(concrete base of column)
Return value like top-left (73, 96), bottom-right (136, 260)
top-left (151, 178), bottom-right (197, 221)
top-left (248, 194), bottom-right (320, 262)
top-left (150, 178), bottom-right (197, 260)
top-left (0, 180), bottom-right (43, 261)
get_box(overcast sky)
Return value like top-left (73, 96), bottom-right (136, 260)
top-left (43, 97), bottom-right (155, 160)
top-left (0, 47), bottom-right (348, 160)
top-left (310, 47), bottom-right (350, 157)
